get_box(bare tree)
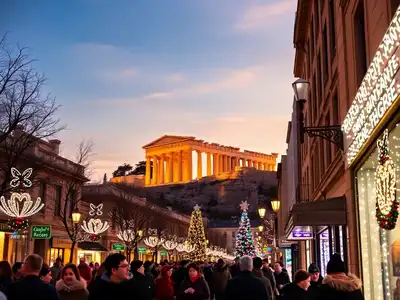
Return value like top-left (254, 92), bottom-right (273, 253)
top-left (57, 140), bottom-right (93, 263)
top-left (0, 34), bottom-right (65, 194)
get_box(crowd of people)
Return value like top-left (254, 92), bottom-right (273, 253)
top-left (0, 252), bottom-right (364, 300)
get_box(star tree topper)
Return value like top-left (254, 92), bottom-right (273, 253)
top-left (193, 204), bottom-right (201, 211)
top-left (240, 201), bottom-right (249, 211)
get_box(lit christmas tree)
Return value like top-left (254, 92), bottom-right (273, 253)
top-left (187, 204), bottom-right (207, 261)
top-left (234, 201), bottom-right (256, 258)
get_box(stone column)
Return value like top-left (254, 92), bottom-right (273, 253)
top-left (159, 155), bottom-right (165, 184)
top-left (263, 163), bottom-right (268, 170)
top-left (197, 150), bottom-right (202, 179)
top-left (168, 153), bottom-right (174, 183)
top-left (187, 149), bottom-right (193, 181)
top-left (270, 164), bottom-right (275, 171)
top-left (213, 153), bottom-right (219, 175)
top-left (235, 157), bottom-right (240, 169)
top-left (145, 157), bottom-right (151, 185)
top-left (207, 153), bottom-right (212, 176)
top-left (219, 155), bottom-right (224, 172)
top-left (247, 159), bottom-right (252, 167)
top-left (224, 155), bottom-right (228, 172)
top-left (226, 156), bottom-right (230, 172)
top-left (258, 162), bottom-right (262, 170)
top-left (178, 150), bottom-right (183, 181)
top-left (152, 157), bottom-right (158, 184)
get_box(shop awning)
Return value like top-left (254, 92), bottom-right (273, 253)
top-left (78, 242), bottom-right (108, 251)
top-left (285, 196), bottom-right (347, 239)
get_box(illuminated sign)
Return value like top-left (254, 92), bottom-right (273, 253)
top-left (342, 8), bottom-right (400, 166)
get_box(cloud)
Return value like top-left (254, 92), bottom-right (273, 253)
top-left (166, 73), bottom-right (185, 83)
top-left (236, 0), bottom-right (296, 30)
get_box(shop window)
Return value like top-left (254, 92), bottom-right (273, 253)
top-left (54, 185), bottom-right (62, 216)
top-left (356, 124), bottom-right (400, 300)
top-left (354, 0), bottom-right (367, 87)
top-left (328, 0), bottom-right (336, 57)
top-left (391, 0), bottom-right (400, 19)
top-left (306, 240), bottom-right (311, 267)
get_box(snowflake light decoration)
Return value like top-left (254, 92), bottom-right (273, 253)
top-left (81, 203), bottom-right (109, 241)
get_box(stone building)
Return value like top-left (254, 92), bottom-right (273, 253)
top-left (287, 0), bottom-right (400, 278)
top-left (142, 135), bottom-right (278, 186)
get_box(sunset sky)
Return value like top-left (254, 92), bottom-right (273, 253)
top-left (3, 0), bottom-right (297, 181)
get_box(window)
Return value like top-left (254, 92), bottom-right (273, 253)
top-left (310, 17), bottom-right (314, 57)
top-left (325, 113), bottom-right (332, 165)
top-left (354, 0), bottom-right (367, 87)
top-left (313, 74), bottom-right (317, 123)
top-left (391, 0), bottom-right (400, 18)
top-left (317, 52), bottom-right (323, 103)
top-left (332, 92), bottom-right (340, 153)
top-left (39, 181), bottom-right (46, 204)
top-left (328, 0), bottom-right (336, 57)
top-left (314, 0), bottom-right (319, 38)
top-left (323, 24), bottom-right (329, 80)
top-left (54, 185), bottom-right (62, 216)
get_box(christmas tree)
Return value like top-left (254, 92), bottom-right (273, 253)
top-left (234, 201), bottom-right (256, 258)
top-left (187, 204), bottom-right (207, 261)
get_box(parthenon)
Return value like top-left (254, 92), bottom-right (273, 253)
top-left (142, 135), bottom-right (278, 186)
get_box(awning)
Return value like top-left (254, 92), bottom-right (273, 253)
top-left (285, 196), bottom-right (347, 239)
top-left (78, 242), bottom-right (108, 251)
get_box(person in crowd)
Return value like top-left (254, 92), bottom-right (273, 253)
top-left (91, 262), bottom-right (100, 280)
top-left (281, 270), bottom-right (310, 300)
top-left (131, 260), bottom-right (155, 300)
top-left (307, 263), bottom-right (322, 300)
top-left (7, 253), bottom-right (59, 300)
top-left (56, 263), bottom-right (88, 300)
top-left (212, 258), bottom-right (231, 300)
top-left (225, 256), bottom-right (270, 300)
top-left (88, 253), bottom-right (135, 300)
top-left (78, 258), bottom-right (92, 286)
top-left (201, 261), bottom-right (214, 299)
top-left (274, 262), bottom-right (290, 299)
top-left (178, 262), bottom-right (210, 300)
top-left (144, 261), bottom-right (155, 279)
top-left (0, 261), bottom-right (13, 293)
top-left (172, 260), bottom-right (189, 295)
top-left (155, 265), bottom-right (174, 300)
top-left (262, 259), bottom-right (276, 294)
top-left (50, 258), bottom-right (63, 285)
top-left (317, 253), bottom-right (364, 300)
top-left (253, 257), bottom-right (274, 300)
top-left (229, 258), bottom-right (240, 278)
top-left (11, 262), bottom-right (22, 282)
top-left (87, 262), bottom-right (106, 293)
top-left (40, 264), bottom-right (53, 284)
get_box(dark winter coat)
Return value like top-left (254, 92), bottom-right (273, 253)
top-left (56, 278), bottom-right (89, 300)
top-left (229, 264), bottom-right (240, 278)
top-left (212, 264), bottom-right (231, 295)
top-left (225, 270), bottom-right (270, 300)
top-left (178, 276), bottom-right (210, 300)
top-left (133, 271), bottom-right (155, 300)
top-left (88, 273), bottom-right (136, 300)
top-left (317, 273), bottom-right (364, 300)
top-left (262, 267), bottom-right (276, 291)
top-left (155, 276), bottom-right (174, 300)
top-left (6, 275), bottom-right (60, 300)
top-left (282, 283), bottom-right (308, 300)
top-left (172, 267), bottom-right (189, 295)
top-left (274, 270), bottom-right (290, 298)
top-left (308, 275), bottom-right (323, 300)
top-left (253, 269), bottom-right (274, 300)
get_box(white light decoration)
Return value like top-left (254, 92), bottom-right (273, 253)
top-left (184, 243), bottom-right (195, 253)
top-left (81, 203), bottom-right (109, 241)
top-left (175, 243), bottom-right (186, 253)
top-left (162, 239), bottom-right (178, 251)
top-left (342, 7), bottom-right (400, 166)
top-left (143, 229), bottom-right (164, 248)
top-left (117, 229), bottom-right (135, 242)
top-left (206, 248), bottom-right (213, 256)
top-left (10, 167), bottom-right (33, 188)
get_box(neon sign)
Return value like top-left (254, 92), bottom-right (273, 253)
top-left (342, 8), bottom-right (400, 166)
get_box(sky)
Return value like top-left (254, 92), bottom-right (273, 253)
top-left (3, 0), bottom-right (297, 181)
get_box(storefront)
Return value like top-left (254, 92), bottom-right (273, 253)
top-left (341, 7), bottom-right (400, 300)
top-left (49, 237), bottom-right (73, 266)
top-left (77, 242), bottom-right (108, 265)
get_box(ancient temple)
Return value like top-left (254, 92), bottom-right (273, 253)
top-left (143, 135), bottom-right (278, 186)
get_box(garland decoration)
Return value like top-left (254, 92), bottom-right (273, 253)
top-left (375, 129), bottom-right (398, 230)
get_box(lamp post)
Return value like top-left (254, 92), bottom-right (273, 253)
top-left (270, 199), bottom-right (280, 262)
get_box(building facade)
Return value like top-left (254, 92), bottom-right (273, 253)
top-left (288, 0), bottom-right (400, 279)
top-left (143, 135), bottom-right (278, 186)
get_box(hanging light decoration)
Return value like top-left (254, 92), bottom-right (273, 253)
top-left (81, 203), bottom-right (109, 241)
top-left (0, 167), bottom-right (44, 232)
top-left (117, 229), bottom-right (135, 242)
top-left (184, 241), bottom-right (195, 253)
top-left (162, 235), bottom-right (178, 252)
top-left (175, 243), bottom-right (186, 253)
top-left (144, 229), bottom-right (164, 249)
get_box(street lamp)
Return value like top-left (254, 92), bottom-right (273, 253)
top-left (258, 207), bottom-right (266, 218)
top-left (271, 200), bottom-right (281, 213)
top-left (258, 225), bottom-right (264, 232)
top-left (72, 209), bottom-right (82, 224)
top-left (292, 78), bottom-right (310, 103)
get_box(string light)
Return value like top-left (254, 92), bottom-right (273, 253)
top-left (187, 204), bottom-right (207, 260)
top-left (81, 203), bottom-right (109, 241)
top-left (117, 230), bottom-right (135, 242)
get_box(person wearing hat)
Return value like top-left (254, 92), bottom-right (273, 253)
top-left (317, 253), bottom-right (364, 300)
top-left (155, 265), bottom-right (174, 300)
top-left (131, 260), bottom-right (155, 300)
top-left (307, 263), bottom-right (322, 300)
top-left (281, 270), bottom-right (310, 300)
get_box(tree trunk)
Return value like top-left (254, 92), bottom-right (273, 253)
top-left (133, 245), bottom-right (138, 260)
top-left (126, 248), bottom-right (132, 263)
top-left (69, 241), bottom-right (76, 263)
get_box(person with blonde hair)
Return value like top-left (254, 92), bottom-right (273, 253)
top-left (6, 254), bottom-right (59, 300)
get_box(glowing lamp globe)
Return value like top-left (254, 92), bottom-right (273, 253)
top-left (258, 207), bottom-right (266, 218)
top-left (258, 225), bottom-right (264, 232)
top-left (271, 200), bottom-right (281, 212)
top-left (72, 209), bottom-right (82, 223)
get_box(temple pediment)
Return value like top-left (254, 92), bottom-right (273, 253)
top-left (142, 135), bottom-right (195, 149)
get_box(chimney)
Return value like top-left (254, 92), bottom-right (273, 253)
top-left (49, 139), bottom-right (61, 155)
top-left (13, 124), bottom-right (25, 138)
